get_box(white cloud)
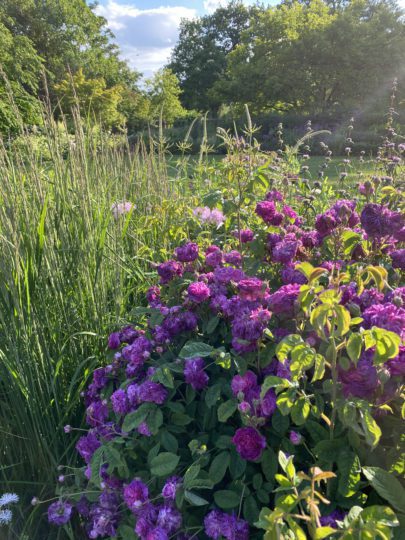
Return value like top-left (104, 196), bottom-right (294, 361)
top-left (203, 0), bottom-right (257, 13)
top-left (96, 1), bottom-right (197, 77)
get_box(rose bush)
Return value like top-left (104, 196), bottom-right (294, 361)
top-left (47, 138), bottom-right (404, 540)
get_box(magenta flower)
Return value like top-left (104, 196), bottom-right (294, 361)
top-left (237, 278), bottom-right (266, 301)
top-left (187, 281), bottom-right (211, 303)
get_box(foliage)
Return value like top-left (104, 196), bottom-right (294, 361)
top-left (145, 69), bottom-right (190, 128)
top-left (169, 0), bottom-right (258, 111)
top-left (170, 0), bottom-right (405, 115)
top-left (54, 69), bottom-right (125, 129)
top-left (44, 119), bottom-right (404, 539)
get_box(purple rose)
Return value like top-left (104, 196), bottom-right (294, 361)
top-left (162, 476), bottom-right (182, 500)
top-left (362, 303), bottom-right (405, 338)
top-left (338, 350), bottom-right (379, 399)
top-left (108, 332), bottom-right (121, 350)
top-left (184, 357), bottom-right (209, 390)
top-left (175, 242), bottom-right (199, 262)
top-left (232, 427), bottom-right (266, 461)
top-left (255, 200), bottom-right (276, 223)
top-left (123, 479), bottom-right (149, 512)
top-left (157, 260), bottom-right (183, 284)
top-left (268, 284), bottom-right (300, 316)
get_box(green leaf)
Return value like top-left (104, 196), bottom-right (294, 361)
top-left (313, 526), bottom-right (339, 539)
top-left (155, 366), bottom-right (174, 388)
top-left (184, 463), bottom-right (201, 488)
top-left (261, 449), bottom-right (278, 481)
top-left (363, 467), bottom-right (405, 513)
top-left (184, 490), bottom-right (209, 506)
top-left (291, 397), bottom-right (310, 426)
top-left (243, 495), bottom-right (260, 524)
top-left (161, 430), bottom-right (178, 453)
top-left (205, 383), bottom-right (222, 408)
top-left (150, 452), bottom-right (180, 477)
top-left (276, 335), bottom-right (303, 363)
top-left (337, 450), bottom-right (361, 497)
top-left (260, 376), bottom-right (291, 399)
top-left (347, 333), bottom-right (363, 364)
top-left (209, 451), bottom-right (230, 484)
top-left (371, 327), bottom-right (401, 364)
top-left (290, 344), bottom-right (316, 375)
top-left (360, 408), bottom-right (381, 448)
top-left (179, 341), bottom-right (213, 359)
top-left (122, 403), bottom-right (155, 432)
top-left (217, 399), bottom-right (237, 422)
top-left (117, 524), bottom-right (138, 540)
top-left (276, 390), bottom-right (295, 416)
top-left (361, 505), bottom-right (399, 527)
top-left (90, 446), bottom-right (104, 487)
top-left (147, 407), bottom-right (163, 435)
top-left (206, 316), bottom-right (220, 334)
top-left (229, 449), bottom-right (246, 478)
top-left (312, 354), bottom-right (326, 382)
top-left (214, 490), bottom-right (241, 509)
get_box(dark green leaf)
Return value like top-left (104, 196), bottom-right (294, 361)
top-left (214, 490), bottom-right (241, 509)
top-left (217, 399), bottom-right (237, 422)
top-left (209, 451), bottom-right (230, 484)
top-left (150, 452), bottom-right (180, 477)
top-left (179, 341), bottom-right (213, 359)
top-left (363, 467), bottom-right (405, 513)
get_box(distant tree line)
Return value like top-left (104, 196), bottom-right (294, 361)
top-left (0, 0), bottom-right (404, 137)
top-left (169, 0), bottom-right (405, 117)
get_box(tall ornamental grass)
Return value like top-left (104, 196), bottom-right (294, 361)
top-left (0, 104), bottom-right (204, 538)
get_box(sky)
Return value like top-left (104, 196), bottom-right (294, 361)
top-left (94, 1), bottom-right (278, 78)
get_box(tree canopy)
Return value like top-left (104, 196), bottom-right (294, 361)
top-left (169, 0), bottom-right (405, 116)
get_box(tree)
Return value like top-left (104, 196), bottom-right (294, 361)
top-left (168, 0), bottom-right (261, 112)
top-left (146, 69), bottom-right (188, 127)
top-left (0, 19), bottom-right (43, 132)
top-left (216, 0), bottom-right (405, 114)
top-left (54, 69), bottom-right (125, 129)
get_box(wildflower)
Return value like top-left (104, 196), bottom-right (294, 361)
top-left (184, 358), bottom-right (209, 390)
top-left (187, 281), bottom-right (210, 303)
top-left (232, 427), bottom-right (266, 461)
top-left (175, 242), bottom-right (199, 263)
top-left (123, 479), bottom-right (149, 512)
top-left (266, 189), bottom-right (284, 202)
top-left (47, 500), bottom-right (73, 526)
top-left (111, 201), bottom-right (134, 219)
top-left (193, 207), bottom-right (225, 227)
top-left (162, 476), bottom-right (182, 500)
top-left (146, 527), bottom-right (169, 540)
top-left (315, 212), bottom-right (337, 237)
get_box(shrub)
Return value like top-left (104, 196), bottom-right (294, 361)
top-left (46, 135), bottom-right (404, 540)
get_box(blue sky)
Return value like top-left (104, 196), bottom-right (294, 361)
top-left (94, 1), bottom-right (278, 77)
